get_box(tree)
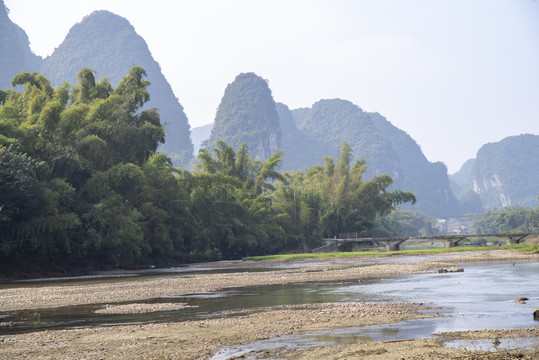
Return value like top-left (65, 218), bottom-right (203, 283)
top-left (0, 67), bottom-right (175, 272)
top-left (191, 141), bottom-right (287, 258)
top-left (273, 143), bottom-right (416, 249)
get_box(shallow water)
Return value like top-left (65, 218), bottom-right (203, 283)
top-left (1, 260), bottom-right (538, 341)
top-left (210, 261), bottom-right (539, 358)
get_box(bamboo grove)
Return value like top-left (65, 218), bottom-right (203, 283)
top-left (0, 68), bottom-right (416, 274)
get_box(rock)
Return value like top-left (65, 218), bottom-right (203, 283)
top-left (534, 309), bottom-right (539, 321)
top-left (437, 267), bottom-right (463, 273)
top-left (516, 297), bottom-right (528, 304)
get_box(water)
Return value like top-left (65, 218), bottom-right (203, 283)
top-left (1, 260), bottom-right (538, 349)
top-left (0, 281), bottom-right (364, 335)
top-left (335, 261), bottom-right (539, 333)
top-left (210, 261), bottom-right (539, 358)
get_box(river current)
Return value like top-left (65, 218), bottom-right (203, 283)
top-left (1, 258), bottom-right (538, 355)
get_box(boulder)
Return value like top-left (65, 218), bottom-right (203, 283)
top-left (534, 309), bottom-right (539, 321)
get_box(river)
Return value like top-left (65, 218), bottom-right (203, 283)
top-left (0, 262), bottom-right (539, 338)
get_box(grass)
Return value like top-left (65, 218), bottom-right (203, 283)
top-left (244, 243), bottom-right (539, 261)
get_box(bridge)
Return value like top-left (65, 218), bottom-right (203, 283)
top-left (314, 232), bottom-right (539, 252)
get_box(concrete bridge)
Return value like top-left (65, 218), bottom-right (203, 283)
top-left (314, 232), bottom-right (539, 252)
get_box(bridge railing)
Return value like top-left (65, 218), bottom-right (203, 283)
top-left (338, 233), bottom-right (358, 239)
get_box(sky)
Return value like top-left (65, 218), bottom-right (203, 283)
top-left (4, 0), bottom-right (539, 173)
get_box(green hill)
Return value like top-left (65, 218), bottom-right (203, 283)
top-left (204, 93), bottom-right (464, 216)
top-left (207, 73), bottom-right (280, 160)
top-left (40, 10), bottom-right (193, 165)
top-left (0, 0), bottom-right (41, 89)
top-left (289, 99), bottom-right (462, 216)
top-left (452, 134), bottom-right (539, 209)
top-left (277, 102), bottom-right (333, 171)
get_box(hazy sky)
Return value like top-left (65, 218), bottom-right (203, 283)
top-left (5, 0), bottom-right (539, 173)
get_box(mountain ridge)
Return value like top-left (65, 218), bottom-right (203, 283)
top-left (4, 2), bottom-right (536, 214)
top-left (40, 10), bottom-right (193, 164)
top-left (450, 134), bottom-right (539, 209)
top-left (0, 7), bottom-right (193, 165)
top-left (0, 0), bottom-right (41, 88)
top-left (207, 72), bottom-right (281, 161)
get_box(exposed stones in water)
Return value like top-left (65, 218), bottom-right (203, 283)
top-left (437, 267), bottom-right (464, 273)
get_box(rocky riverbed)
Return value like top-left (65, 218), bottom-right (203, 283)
top-left (0, 250), bottom-right (538, 359)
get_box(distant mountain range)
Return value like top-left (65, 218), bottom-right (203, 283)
top-left (0, 5), bottom-right (193, 164)
top-left (202, 76), bottom-right (462, 217)
top-left (197, 72), bottom-right (538, 215)
top-left (0, 0), bottom-right (40, 87)
top-left (450, 134), bottom-right (539, 209)
top-left (2, 1), bottom-right (537, 216)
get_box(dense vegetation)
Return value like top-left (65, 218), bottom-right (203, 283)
top-left (0, 6), bottom-right (193, 165)
top-left (288, 99), bottom-right (463, 217)
top-left (473, 205), bottom-right (539, 234)
top-left (0, 69), bottom-right (417, 274)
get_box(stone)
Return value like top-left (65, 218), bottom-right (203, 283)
top-left (534, 309), bottom-right (539, 321)
top-left (437, 267), bottom-right (464, 273)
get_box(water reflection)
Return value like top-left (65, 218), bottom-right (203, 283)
top-left (334, 261), bottom-right (539, 333)
top-left (1, 261), bottom-right (537, 340)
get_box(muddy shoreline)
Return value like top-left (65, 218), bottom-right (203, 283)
top-left (0, 250), bottom-right (538, 359)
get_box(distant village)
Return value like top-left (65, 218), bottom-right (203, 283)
top-left (434, 218), bottom-right (475, 234)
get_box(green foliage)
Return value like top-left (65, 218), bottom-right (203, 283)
top-left (38, 10), bottom-right (193, 164)
top-left (0, 69), bottom-right (417, 274)
top-left (474, 206), bottom-right (539, 233)
top-left (244, 245), bottom-right (502, 261)
top-left (372, 210), bottom-right (437, 237)
top-left (0, 146), bottom-right (41, 230)
top-left (271, 143), bottom-right (416, 249)
top-left (289, 99), bottom-right (461, 217)
top-left (0, 68), bottom-right (171, 272)
top-left (190, 141), bottom-right (288, 258)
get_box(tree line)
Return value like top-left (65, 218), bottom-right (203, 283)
top-left (473, 205), bottom-right (539, 234)
top-left (0, 67), bottom-right (416, 274)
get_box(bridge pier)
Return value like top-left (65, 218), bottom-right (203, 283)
top-left (437, 236), bottom-right (466, 248)
top-left (337, 241), bottom-right (355, 252)
top-left (504, 235), bottom-right (527, 245)
top-left (375, 239), bottom-right (406, 252)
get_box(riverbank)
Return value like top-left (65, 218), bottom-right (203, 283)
top-left (0, 250), bottom-right (538, 359)
top-left (1, 250), bottom-right (537, 312)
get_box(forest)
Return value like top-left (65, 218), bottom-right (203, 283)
top-left (0, 68), bottom-right (421, 274)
